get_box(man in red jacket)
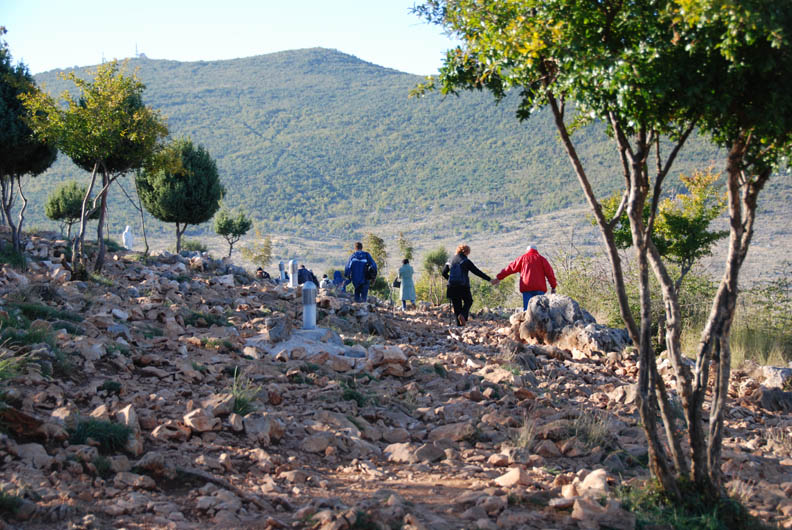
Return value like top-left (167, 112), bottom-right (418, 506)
top-left (492, 244), bottom-right (557, 311)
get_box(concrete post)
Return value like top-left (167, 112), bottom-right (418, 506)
top-left (302, 280), bottom-right (317, 330)
top-left (288, 260), bottom-right (298, 288)
top-left (278, 261), bottom-right (286, 282)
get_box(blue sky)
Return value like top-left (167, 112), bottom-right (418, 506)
top-left (2, 1), bottom-right (457, 75)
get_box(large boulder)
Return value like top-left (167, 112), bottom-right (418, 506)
top-left (514, 294), bottom-right (595, 344)
top-left (511, 294), bottom-right (630, 355)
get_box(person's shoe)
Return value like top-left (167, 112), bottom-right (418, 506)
top-left (457, 314), bottom-right (466, 326)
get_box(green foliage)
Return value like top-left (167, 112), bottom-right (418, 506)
top-left (103, 238), bottom-right (123, 253)
top-left (45, 181), bottom-right (99, 237)
top-left (617, 479), bottom-right (770, 530)
top-left (0, 243), bottom-right (26, 269)
top-left (557, 253), bottom-right (717, 339)
top-left (0, 28), bottom-right (57, 250)
top-left (89, 272), bottom-right (114, 287)
top-left (214, 208), bottom-right (252, 258)
top-left (4, 301), bottom-right (83, 322)
top-left (0, 351), bottom-right (26, 384)
top-left (180, 240), bottom-right (208, 253)
top-left (184, 310), bottom-right (230, 328)
top-left (470, 274), bottom-right (517, 311)
top-left (92, 455), bottom-right (114, 479)
top-left (601, 168), bottom-right (728, 284)
top-left (229, 368), bottom-right (261, 416)
top-left (21, 60), bottom-right (167, 176)
top-left (98, 380), bottom-right (121, 395)
top-left (24, 49), bottom-right (732, 239)
top-left (397, 232), bottom-right (414, 261)
top-left (69, 419), bottom-right (132, 454)
top-left (136, 138), bottom-right (225, 252)
top-left (0, 308), bottom-right (55, 349)
top-left (0, 491), bottom-right (22, 517)
top-left (240, 226), bottom-right (273, 268)
top-left (685, 261), bottom-right (792, 364)
top-left (340, 380), bottom-right (368, 407)
top-left (416, 247), bottom-right (448, 305)
top-left (363, 233), bottom-right (387, 272)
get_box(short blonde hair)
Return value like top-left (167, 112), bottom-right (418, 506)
top-left (456, 244), bottom-right (470, 255)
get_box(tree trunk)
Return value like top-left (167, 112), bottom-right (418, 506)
top-left (137, 189), bottom-right (149, 255)
top-left (625, 142), bottom-right (680, 498)
top-left (15, 177), bottom-right (28, 253)
top-left (73, 163), bottom-right (100, 276)
top-left (93, 171), bottom-right (109, 272)
top-left (176, 222), bottom-right (187, 253)
top-left (0, 177), bottom-right (19, 252)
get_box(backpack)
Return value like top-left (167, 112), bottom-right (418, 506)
top-left (448, 257), bottom-right (465, 286)
top-left (365, 262), bottom-right (377, 282)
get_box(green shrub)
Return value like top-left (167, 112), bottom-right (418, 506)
top-left (181, 240), bottom-right (208, 253)
top-left (0, 246), bottom-right (26, 269)
top-left (229, 368), bottom-right (261, 416)
top-left (470, 275), bottom-right (519, 311)
top-left (99, 380), bottom-right (122, 395)
top-left (617, 479), bottom-right (770, 530)
top-left (184, 311), bottom-right (230, 328)
top-left (0, 492), bottom-right (23, 517)
top-left (52, 350), bottom-right (75, 378)
top-left (69, 419), bottom-right (132, 454)
top-left (92, 455), bottom-right (114, 478)
top-left (5, 301), bottom-right (83, 323)
top-left (0, 351), bottom-right (26, 383)
top-left (103, 238), bottom-right (124, 253)
top-left (340, 380), bottom-right (367, 407)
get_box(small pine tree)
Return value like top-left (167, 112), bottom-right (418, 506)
top-left (44, 181), bottom-right (98, 239)
top-left (136, 139), bottom-right (225, 253)
top-left (214, 208), bottom-right (252, 258)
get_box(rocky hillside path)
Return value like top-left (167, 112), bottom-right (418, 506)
top-left (0, 235), bottom-right (790, 529)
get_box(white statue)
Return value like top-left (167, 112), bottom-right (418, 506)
top-left (122, 225), bottom-right (134, 250)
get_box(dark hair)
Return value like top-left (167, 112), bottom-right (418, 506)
top-left (355, 241), bottom-right (363, 250)
top-left (403, 258), bottom-right (409, 265)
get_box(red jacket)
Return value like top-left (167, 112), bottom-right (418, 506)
top-left (496, 249), bottom-right (557, 293)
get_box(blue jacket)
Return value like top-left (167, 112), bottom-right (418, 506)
top-left (345, 250), bottom-right (377, 286)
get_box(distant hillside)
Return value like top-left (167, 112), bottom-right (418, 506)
top-left (26, 48), bottom-right (788, 243)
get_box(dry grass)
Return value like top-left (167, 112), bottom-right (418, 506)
top-left (510, 405), bottom-right (538, 449)
top-left (765, 426), bottom-right (792, 454)
top-left (726, 478), bottom-right (756, 504)
top-left (572, 408), bottom-right (612, 449)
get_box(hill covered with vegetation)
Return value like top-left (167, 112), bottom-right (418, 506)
top-left (25, 48), bottom-right (782, 241)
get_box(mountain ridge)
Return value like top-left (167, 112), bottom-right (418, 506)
top-left (25, 48), bottom-right (789, 255)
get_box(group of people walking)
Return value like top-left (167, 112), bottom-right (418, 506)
top-left (340, 240), bottom-right (556, 326)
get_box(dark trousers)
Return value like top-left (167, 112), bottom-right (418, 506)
top-left (447, 285), bottom-right (473, 325)
top-left (353, 282), bottom-right (369, 303)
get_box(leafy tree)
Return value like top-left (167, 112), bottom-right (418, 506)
top-left (601, 168), bottom-right (728, 291)
top-left (363, 233), bottom-right (387, 271)
top-left (470, 275), bottom-right (516, 312)
top-left (136, 139), bottom-right (225, 253)
top-left (418, 247), bottom-right (448, 305)
top-left (240, 226), bottom-right (273, 268)
top-left (21, 59), bottom-right (167, 274)
top-left (0, 28), bottom-right (57, 251)
top-left (214, 208), bottom-right (252, 258)
top-left (397, 232), bottom-right (414, 261)
top-left (416, 0), bottom-right (792, 501)
top-left (45, 181), bottom-right (99, 239)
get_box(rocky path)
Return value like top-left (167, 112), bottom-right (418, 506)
top-left (0, 234), bottom-right (790, 529)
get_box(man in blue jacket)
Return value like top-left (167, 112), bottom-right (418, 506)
top-left (345, 241), bottom-right (377, 303)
